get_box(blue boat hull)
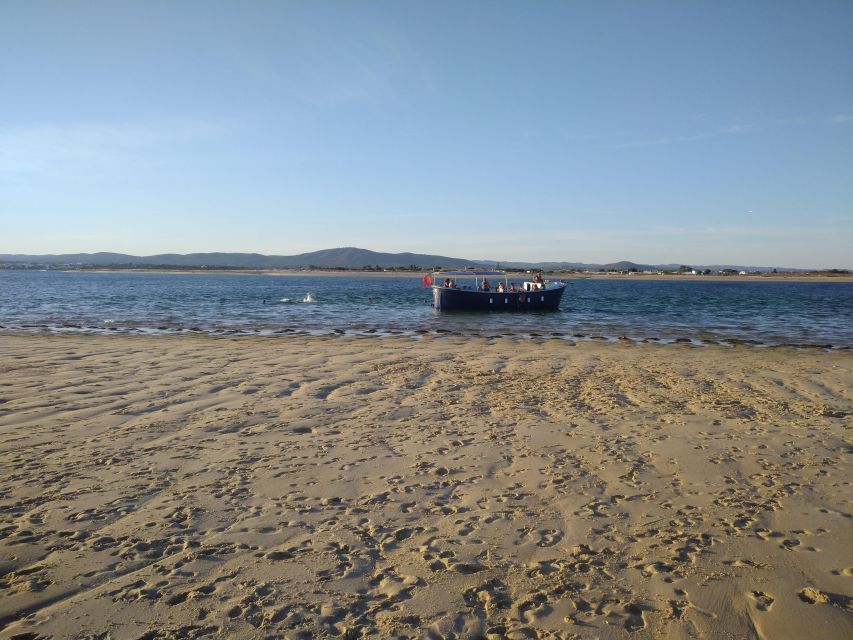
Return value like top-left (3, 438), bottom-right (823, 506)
top-left (432, 284), bottom-right (566, 311)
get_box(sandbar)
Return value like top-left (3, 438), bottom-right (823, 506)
top-left (0, 334), bottom-right (851, 639)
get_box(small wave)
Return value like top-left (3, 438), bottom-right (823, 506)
top-left (277, 294), bottom-right (314, 303)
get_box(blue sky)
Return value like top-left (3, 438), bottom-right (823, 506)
top-left (2, 1), bottom-right (851, 268)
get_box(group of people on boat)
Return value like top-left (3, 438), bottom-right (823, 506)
top-left (476, 272), bottom-right (544, 293)
top-left (440, 272), bottom-right (546, 294)
top-left (481, 279), bottom-right (512, 293)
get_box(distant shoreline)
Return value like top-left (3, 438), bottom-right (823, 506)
top-left (53, 268), bottom-right (853, 282)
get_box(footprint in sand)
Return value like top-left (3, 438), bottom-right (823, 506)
top-left (536, 528), bottom-right (563, 547)
top-left (669, 597), bottom-right (691, 620)
top-left (798, 587), bottom-right (829, 604)
top-left (0, 564), bottom-right (53, 593)
top-left (724, 558), bottom-right (767, 569)
top-left (637, 560), bottom-right (676, 577)
top-left (797, 587), bottom-right (853, 611)
top-left (518, 591), bottom-right (553, 623)
top-left (749, 590), bottom-right (775, 611)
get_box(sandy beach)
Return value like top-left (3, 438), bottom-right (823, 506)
top-left (0, 333), bottom-right (851, 639)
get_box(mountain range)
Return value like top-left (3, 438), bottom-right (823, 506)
top-left (0, 248), bottom-right (811, 273)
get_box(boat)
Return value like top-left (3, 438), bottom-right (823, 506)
top-left (426, 270), bottom-right (567, 311)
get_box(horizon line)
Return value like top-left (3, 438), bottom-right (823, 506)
top-left (1, 248), bottom-right (850, 272)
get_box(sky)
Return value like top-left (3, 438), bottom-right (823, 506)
top-left (1, 0), bottom-right (852, 268)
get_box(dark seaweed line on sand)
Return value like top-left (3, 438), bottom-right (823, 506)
top-left (0, 324), bottom-right (850, 351)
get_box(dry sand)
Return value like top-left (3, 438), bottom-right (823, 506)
top-left (0, 333), bottom-right (851, 639)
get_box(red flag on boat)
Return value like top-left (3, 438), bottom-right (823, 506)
top-left (422, 274), bottom-right (432, 287)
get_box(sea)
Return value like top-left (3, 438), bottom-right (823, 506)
top-left (1, 270), bottom-right (851, 348)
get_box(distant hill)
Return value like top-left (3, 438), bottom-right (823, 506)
top-left (0, 248), bottom-right (815, 273)
top-left (0, 248), bottom-right (478, 270)
top-left (601, 261), bottom-right (657, 271)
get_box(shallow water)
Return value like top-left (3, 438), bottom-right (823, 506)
top-left (1, 270), bottom-right (851, 347)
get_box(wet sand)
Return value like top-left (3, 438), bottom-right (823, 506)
top-left (0, 333), bottom-right (851, 639)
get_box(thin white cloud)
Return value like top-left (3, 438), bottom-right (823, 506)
top-left (0, 119), bottom-right (230, 180)
top-left (776, 115), bottom-right (815, 125)
top-left (558, 129), bottom-right (628, 143)
top-left (47, 233), bottom-right (118, 241)
top-left (230, 15), bottom-right (435, 109)
top-left (722, 124), bottom-right (752, 134)
top-left (775, 113), bottom-right (853, 126)
top-left (610, 123), bottom-right (753, 149)
top-left (601, 111), bottom-right (849, 150)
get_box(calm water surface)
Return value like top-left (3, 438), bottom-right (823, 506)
top-left (1, 270), bottom-right (851, 347)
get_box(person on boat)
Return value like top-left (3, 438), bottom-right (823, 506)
top-left (508, 282), bottom-right (517, 292)
top-left (533, 272), bottom-right (544, 289)
top-left (444, 278), bottom-right (452, 288)
top-left (496, 282), bottom-right (505, 293)
top-left (481, 278), bottom-right (490, 291)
